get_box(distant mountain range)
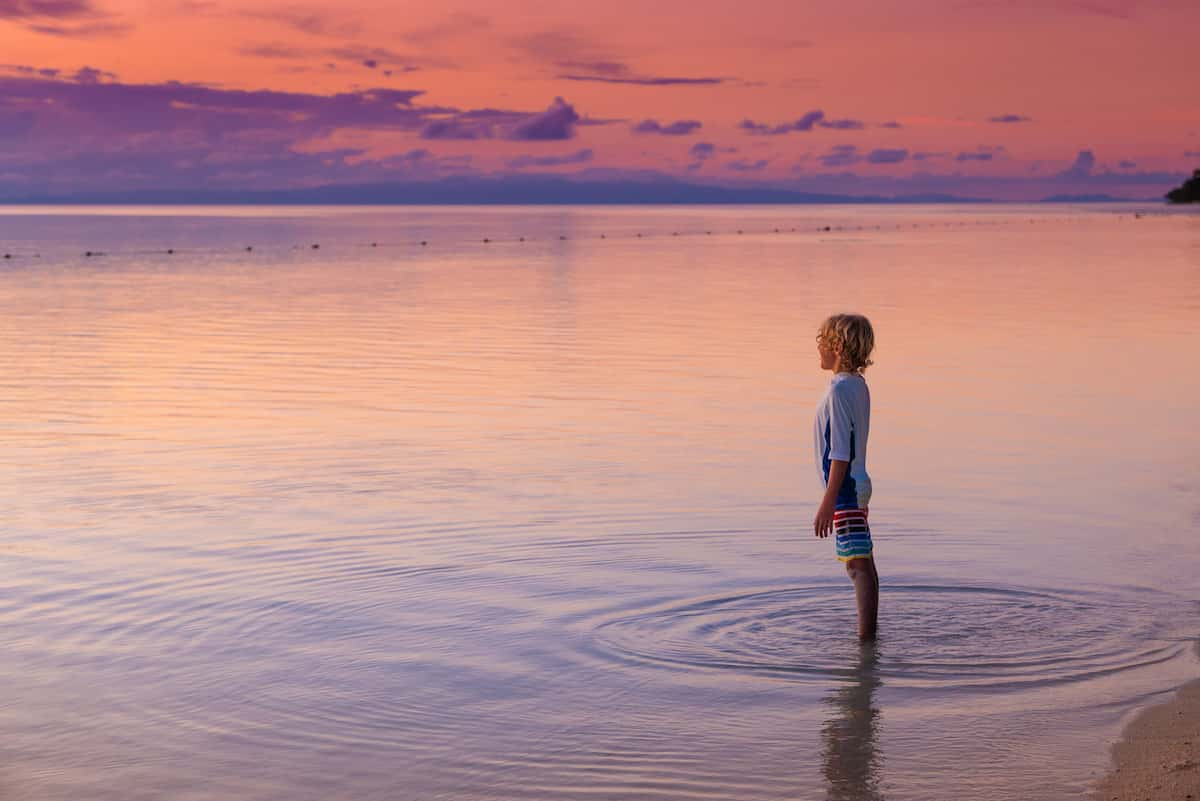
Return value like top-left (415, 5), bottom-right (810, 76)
top-left (1038, 193), bottom-right (1157, 203)
top-left (1, 175), bottom-right (1174, 206)
top-left (0, 175), bottom-right (993, 205)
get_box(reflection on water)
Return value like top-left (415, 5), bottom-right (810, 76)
top-left (0, 204), bottom-right (1197, 801)
top-left (823, 643), bottom-right (884, 801)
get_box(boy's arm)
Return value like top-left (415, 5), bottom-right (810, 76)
top-left (814, 459), bottom-right (848, 538)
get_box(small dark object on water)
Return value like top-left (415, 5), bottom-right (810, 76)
top-left (599, 234), bottom-right (605, 239)
top-left (520, 236), bottom-right (525, 241)
top-left (483, 238), bottom-right (491, 243)
top-left (559, 235), bottom-right (567, 240)
top-left (312, 244), bottom-right (319, 249)
top-left (167, 249), bottom-right (174, 254)
top-left (245, 246), bottom-right (253, 251)
top-left (737, 229), bottom-right (743, 234)
top-left (824, 226), bottom-right (832, 231)
top-left (371, 242), bottom-right (377, 247)
top-left (637, 233), bottom-right (642, 237)
top-left (420, 240), bottom-right (428, 246)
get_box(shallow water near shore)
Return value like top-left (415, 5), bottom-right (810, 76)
top-left (1, 203), bottom-right (1198, 801)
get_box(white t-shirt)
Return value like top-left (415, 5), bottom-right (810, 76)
top-left (813, 372), bottom-right (872, 509)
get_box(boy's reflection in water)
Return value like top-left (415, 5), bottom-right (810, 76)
top-left (821, 642), bottom-right (884, 801)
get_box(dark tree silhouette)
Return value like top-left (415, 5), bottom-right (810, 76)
top-left (1166, 169), bottom-right (1200, 203)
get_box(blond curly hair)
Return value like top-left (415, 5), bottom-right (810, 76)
top-left (818, 313), bottom-right (875, 374)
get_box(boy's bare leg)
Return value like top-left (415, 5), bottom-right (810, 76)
top-left (845, 558), bottom-right (879, 640)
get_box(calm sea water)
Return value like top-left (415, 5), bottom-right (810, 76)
top-left (1, 204), bottom-right (1197, 801)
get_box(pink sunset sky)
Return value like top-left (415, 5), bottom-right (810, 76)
top-left (1, 0), bottom-right (1197, 201)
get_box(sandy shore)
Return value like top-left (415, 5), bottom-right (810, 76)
top-left (1094, 671), bottom-right (1200, 801)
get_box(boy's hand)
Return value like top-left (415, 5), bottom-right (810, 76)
top-left (813, 499), bottom-right (836, 538)
top-left (815, 459), bottom-right (849, 539)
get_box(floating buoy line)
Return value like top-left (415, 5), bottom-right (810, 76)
top-left (0, 210), bottom-right (1180, 262)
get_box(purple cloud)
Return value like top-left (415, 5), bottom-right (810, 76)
top-left (72, 65), bottom-right (114, 83)
top-left (0, 0), bottom-right (94, 17)
top-left (989, 114), bottom-right (1033, 123)
top-left (0, 68), bottom-right (494, 154)
top-left (508, 96), bottom-right (579, 141)
top-left (240, 42), bottom-right (429, 72)
top-left (880, 121), bottom-right (903, 129)
top-left (420, 99), bottom-right (591, 142)
top-left (740, 110), bottom-right (825, 135)
top-left (3, 63), bottom-right (116, 82)
top-left (507, 148), bottom-right (593, 168)
top-left (632, 118), bottom-right (702, 136)
top-left (820, 145), bottom-right (859, 167)
top-left (1117, 159), bottom-right (1137, 168)
top-left (912, 151), bottom-right (949, 161)
top-left (725, 158), bottom-right (768, 171)
top-left (1057, 149), bottom-right (1096, 178)
top-left (1, 0), bottom-right (131, 36)
top-left (686, 141), bottom-right (736, 170)
top-left (2, 63), bottom-right (59, 77)
top-left (576, 115), bottom-right (623, 128)
top-left (819, 118), bottom-right (864, 130)
top-left (550, 57), bottom-right (726, 85)
top-left (866, 148), bottom-right (908, 164)
top-left (238, 43), bottom-right (307, 59)
top-left (0, 70), bottom-right (600, 199)
top-left (419, 118), bottom-right (491, 140)
top-left (26, 19), bottom-right (129, 35)
top-left (1184, 151), bottom-right (1200, 158)
top-left (559, 71), bottom-right (725, 86)
top-left (741, 112), bottom-right (865, 134)
top-left (956, 146), bottom-right (1007, 162)
top-left (327, 45), bottom-right (423, 71)
top-left (554, 59), bottom-right (626, 77)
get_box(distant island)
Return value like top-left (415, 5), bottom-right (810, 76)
top-left (1166, 169), bottom-right (1200, 203)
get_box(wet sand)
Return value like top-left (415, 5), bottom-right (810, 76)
top-left (1095, 664), bottom-right (1200, 801)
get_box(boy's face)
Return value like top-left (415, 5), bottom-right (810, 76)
top-left (816, 334), bottom-right (839, 371)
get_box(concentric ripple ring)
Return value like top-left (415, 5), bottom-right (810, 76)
top-left (579, 584), bottom-right (1185, 689)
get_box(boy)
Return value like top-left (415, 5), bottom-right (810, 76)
top-left (812, 313), bottom-right (878, 640)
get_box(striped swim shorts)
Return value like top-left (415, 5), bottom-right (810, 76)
top-left (833, 508), bottom-right (872, 562)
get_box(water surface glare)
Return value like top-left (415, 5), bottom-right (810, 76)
top-left (1, 204), bottom-right (1198, 801)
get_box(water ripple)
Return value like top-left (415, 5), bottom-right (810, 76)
top-left (575, 584), bottom-right (1186, 688)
